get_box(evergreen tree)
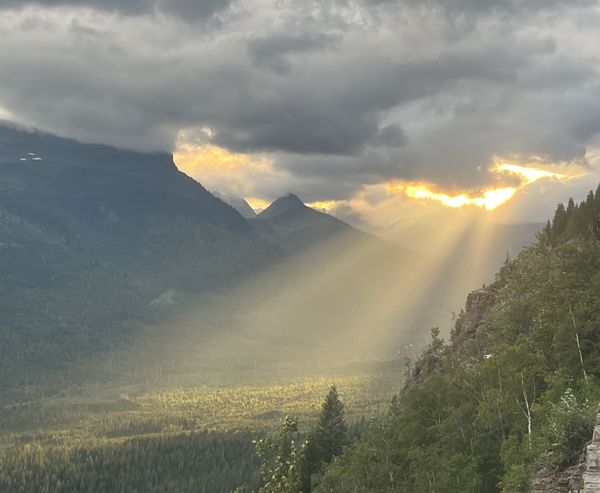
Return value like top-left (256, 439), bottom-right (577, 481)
top-left (316, 385), bottom-right (348, 462)
top-left (552, 202), bottom-right (567, 238)
top-left (317, 185), bottom-right (600, 492)
top-left (300, 386), bottom-right (348, 491)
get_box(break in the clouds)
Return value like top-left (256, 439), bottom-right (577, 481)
top-left (0, 0), bottom-right (599, 204)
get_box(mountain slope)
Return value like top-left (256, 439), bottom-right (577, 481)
top-left (213, 191), bottom-right (257, 219)
top-left (0, 123), bottom-right (278, 394)
top-left (253, 193), bottom-right (368, 254)
top-left (0, 123), bottom-right (276, 292)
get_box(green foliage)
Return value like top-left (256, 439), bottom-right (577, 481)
top-left (255, 415), bottom-right (302, 493)
top-left (315, 386), bottom-right (348, 463)
top-left (0, 375), bottom-right (393, 493)
top-left (0, 432), bottom-right (260, 493)
top-left (539, 387), bottom-right (595, 469)
top-left (300, 385), bottom-right (348, 492)
top-left (542, 187), bottom-right (600, 245)
top-left (317, 186), bottom-right (600, 492)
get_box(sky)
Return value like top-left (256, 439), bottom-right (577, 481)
top-left (1, 0), bottom-right (600, 227)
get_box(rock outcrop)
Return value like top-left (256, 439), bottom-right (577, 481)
top-left (531, 464), bottom-right (584, 493)
top-left (451, 288), bottom-right (496, 352)
top-left (531, 405), bottom-right (600, 492)
top-left (402, 287), bottom-right (496, 391)
top-left (584, 407), bottom-right (600, 491)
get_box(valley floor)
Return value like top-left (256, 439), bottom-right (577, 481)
top-left (0, 366), bottom-right (402, 492)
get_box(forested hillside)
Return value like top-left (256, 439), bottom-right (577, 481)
top-left (311, 189), bottom-right (600, 492)
top-left (0, 123), bottom-right (278, 396)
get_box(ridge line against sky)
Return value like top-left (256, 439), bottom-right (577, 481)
top-left (1, 0), bottom-right (600, 224)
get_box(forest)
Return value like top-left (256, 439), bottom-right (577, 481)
top-left (308, 187), bottom-right (600, 491)
top-left (0, 374), bottom-right (395, 492)
top-left (2, 188), bottom-right (600, 492)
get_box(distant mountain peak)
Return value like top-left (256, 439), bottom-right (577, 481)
top-left (212, 191), bottom-right (257, 219)
top-left (257, 193), bottom-right (306, 221)
top-left (274, 193), bottom-right (305, 208)
top-left (283, 192), bottom-right (303, 202)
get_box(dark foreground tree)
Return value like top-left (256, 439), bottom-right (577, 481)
top-left (300, 385), bottom-right (348, 491)
top-left (317, 385), bottom-right (348, 461)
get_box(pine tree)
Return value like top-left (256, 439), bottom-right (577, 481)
top-left (552, 202), bottom-right (567, 238)
top-left (299, 386), bottom-right (348, 492)
top-left (317, 385), bottom-right (348, 462)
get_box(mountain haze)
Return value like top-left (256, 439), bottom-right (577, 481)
top-left (0, 123), bottom-right (278, 393)
top-left (0, 123), bottom-right (542, 400)
top-left (213, 191), bottom-right (257, 219)
top-left (253, 193), bottom-right (369, 255)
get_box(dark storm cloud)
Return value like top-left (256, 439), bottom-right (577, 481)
top-left (371, 125), bottom-right (408, 148)
top-left (212, 36), bottom-right (554, 158)
top-left (0, 0), bottom-right (233, 19)
top-left (248, 32), bottom-right (338, 75)
top-left (0, 0), bottom-right (599, 201)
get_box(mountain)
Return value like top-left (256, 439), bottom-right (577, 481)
top-left (253, 193), bottom-right (368, 254)
top-left (0, 123), bottom-right (278, 394)
top-left (213, 191), bottom-right (257, 219)
top-left (0, 123), bottom-right (542, 399)
top-left (0, 123), bottom-right (276, 290)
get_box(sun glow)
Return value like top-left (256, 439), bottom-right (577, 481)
top-left (174, 144), bottom-right (254, 175)
top-left (390, 184), bottom-right (517, 211)
top-left (307, 200), bottom-right (338, 212)
top-left (494, 162), bottom-right (567, 184)
top-left (245, 197), bottom-right (270, 211)
top-left (388, 158), bottom-right (585, 211)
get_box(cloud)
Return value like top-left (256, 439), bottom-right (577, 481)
top-left (248, 32), bottom-right (338, 75)
top-left (0, 0), bottom-right (233, 20)
top-left (0, 0), bottom-right (599, 212)
top-left (358, 0), bottom-right (595, 17)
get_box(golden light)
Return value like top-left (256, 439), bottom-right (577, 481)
top-left (387, 157), bottom-right (585, 211)
top-left (307, 200), bottom-right (338, 212)
top-left (392, 183), bottom-right (517, 211)
top-left (245, 197), bottom-right (270, 211)
top-left (173, 129), bottom-right (274, 202)
top-left (174, 144), bottom-right (254, 176)
top-left (494, 162), bottom-right (566, 184)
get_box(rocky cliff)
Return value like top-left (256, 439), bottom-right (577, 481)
top-left (403, 286), bottom-right (496, 390)
top-left (584, 409), bottom-right (600, 492)
top-left (451, 287), bottom-right (496, 352)
top-left (531, 405), bottom-right (600, 492)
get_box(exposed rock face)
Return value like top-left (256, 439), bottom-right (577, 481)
top-left (402, 350), bottom-right (446, 391)
top-left (584, 407), bottom-right (600, 491)
top-left (451, 288), bottom-right (496, 352)
top-left (531, 464), bottom-right (584, 493)
top-left (531, 405), bottom-right (600, 492)
top-left (402, 287), bottom-right (496, 391)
